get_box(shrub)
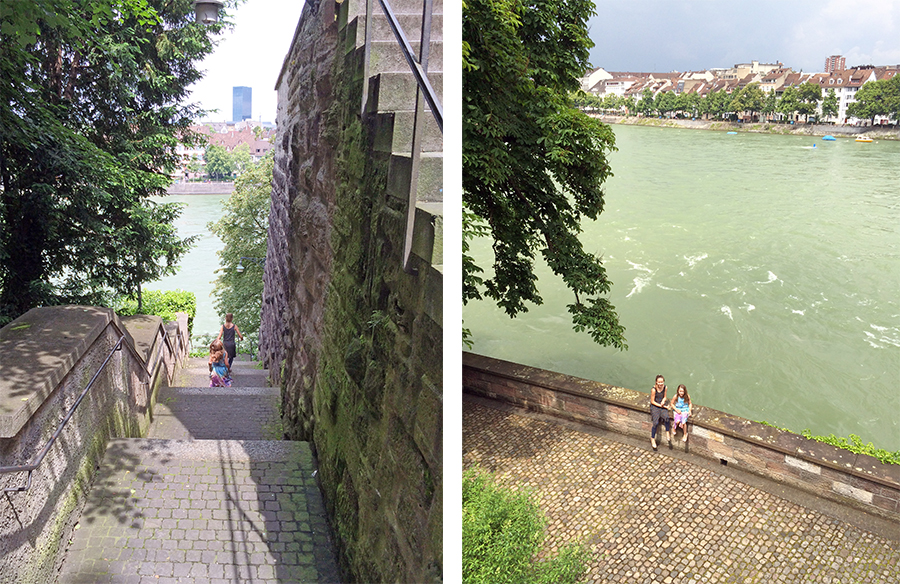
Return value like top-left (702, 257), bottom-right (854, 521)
top-left (115, 289), bottom-right (196, 335)
top-left (463, 467), bottom-right (590, 584)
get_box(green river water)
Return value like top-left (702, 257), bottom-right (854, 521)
top-left (464, 125), bottom-right (900, 450)
top-left (147, 194), bottom-right (228, 337)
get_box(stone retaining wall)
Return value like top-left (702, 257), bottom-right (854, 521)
top-left (260, 0), bottom-right (442, 581)
top-left (166, 182), bottom-right (234, 195)
top-left (595, 114), bottom-right (900, 139)
top-left (0, 307), bottom-right (188, 584)
top-left (463, 352), bottom-right (899, 521)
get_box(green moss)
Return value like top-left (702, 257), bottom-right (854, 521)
top-left (757, 420), bottom-right (899, 464)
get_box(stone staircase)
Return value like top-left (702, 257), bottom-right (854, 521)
top-left (56, 357), bottom-right (341, 583)
top-left (347, 0), bottom-right (443, 273)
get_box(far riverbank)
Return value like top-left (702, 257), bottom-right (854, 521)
top-left (166, 182), bottom-right (234, 195)
top-left (594, 114), bottom-right (900, 140)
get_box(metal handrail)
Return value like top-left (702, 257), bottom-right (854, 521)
top-left (361, 0), bottom-right (442, 274)
top-left (0, 335), bottom-right (125, 493)
top-left (0, 317), bottom-right (185, 493)
top-left (362, 0), bottom-right (442, 131)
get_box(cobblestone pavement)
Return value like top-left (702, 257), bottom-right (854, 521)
top-left (463, 398), bottom-right (899, 584)
top-left (57, 359), bottom-right (341, 584)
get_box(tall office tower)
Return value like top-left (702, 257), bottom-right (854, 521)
top-left (233, 86), bottom-right (252, 121)
top-left (824, 55), bottom-right (845, 74)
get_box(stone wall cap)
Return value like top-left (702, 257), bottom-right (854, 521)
top-left (0, 306), bottom-right (119, 438)
top-left (120, 314), bottom-right (165, 363)
top-left (463, 351), bottom-right (899, 489)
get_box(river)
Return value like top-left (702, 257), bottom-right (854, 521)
top-left (463, 125), bottom-right (900, 450)
top-left (146, 194), bottom-right (228, 336)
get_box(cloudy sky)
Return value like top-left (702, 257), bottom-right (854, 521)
top-left (191, 0), bottom-right (899, 122)
top-left (587, 0), bottom-right (900, 73)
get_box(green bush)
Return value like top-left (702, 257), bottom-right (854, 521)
top-left (463, 468), bottom-right (590, 584)
top-left (115, 289), bottom-right (196, 335)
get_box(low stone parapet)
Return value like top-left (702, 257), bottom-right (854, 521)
top-left (463, 352), bottom-right (899, 521)
top-left (0, 306), bottom-right (189, 583)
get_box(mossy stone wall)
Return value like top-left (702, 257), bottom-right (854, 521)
top-left (261, 1), bottom-right (442, 581)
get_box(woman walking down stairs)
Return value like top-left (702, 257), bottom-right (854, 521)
top-left (57, 356), bottom-right (342, 583)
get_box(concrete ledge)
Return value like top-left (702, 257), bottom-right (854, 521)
top-left (0, 306), bottom-right (190, 583)
top-left (0, 306), bottom-right (124, 438)
top-left (463, 352), bottom-right (900, 520)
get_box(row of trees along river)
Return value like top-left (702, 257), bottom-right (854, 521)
top-left (574, 74), bottom-right (900, 124)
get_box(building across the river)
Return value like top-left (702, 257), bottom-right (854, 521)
top-left (582, 56), bottom-right (898, 126)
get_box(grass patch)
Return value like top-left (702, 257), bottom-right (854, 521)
top-left (463, 467), bottom-right (591, 584)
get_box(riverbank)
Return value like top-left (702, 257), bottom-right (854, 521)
top-left (166, 181), bottom-right (234, 195)
top-left (595, 114), bottom-right (900, 140)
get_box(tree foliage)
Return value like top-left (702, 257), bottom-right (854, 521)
top-left (847, 74), bottom-right (900, 124)
top-left (208, 153), bottom-right (272, 335)
top-left (204, 143), bottom-right (235, 179)
top-left (0, 0), bottom-right (232, 324)
top-left (795, 82), bottom-right (822, 121)
top-left (729, 83), bottom-right (764, 118)
top-left (821, 88), bottom-right (839, 119)
top-left (463, 0), bottom-right (626, 350)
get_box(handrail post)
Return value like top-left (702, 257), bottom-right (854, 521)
top-left (361, 0), bottom-right (374, 116)
top-left (401, 0), bottom-right (433, 273)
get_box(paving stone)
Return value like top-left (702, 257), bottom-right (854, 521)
top-left (464, 399), bottom-right (900, 584)
top-left (57, 359), bottom-right (342, 583)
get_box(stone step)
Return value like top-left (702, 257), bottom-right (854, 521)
top-left (173, 357), bottom-right (269, 389)
top-left (367, 39), bottom-right (443, 75)
top-left (367, 71), bottom-right (442, 120)
top-left (58, 438), bottom-right (341, 583)
top-left (149, 386), bottom-right (282, 441)
top-left (355, 12), bottom-right (443, 44)
top-left (372, 109), bottom-right (442, 154)
top-left (345, 0), bottom-right (443, 24)
top-left (387, 151), bottom-right (442, 203)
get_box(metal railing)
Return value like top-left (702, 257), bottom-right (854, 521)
top-left (0, 335), bottom-right (125, 493)
top-left (361, 0), bottom-right (442, 273)
top-left (361, 0), bottom-right (442, 130)
top-left (0, 319), bottom-right (182, 493)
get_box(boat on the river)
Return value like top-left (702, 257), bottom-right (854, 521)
top-left (823, 135), bottom-right (836, 141)
top-left (855, 136), bottom-right (873, 142)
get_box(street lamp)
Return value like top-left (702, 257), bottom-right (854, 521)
top-left (236, 257), bottom-right (266, 273)
top-left (193, 1), bottom-right (224, 25)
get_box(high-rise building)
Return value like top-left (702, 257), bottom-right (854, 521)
top-left (824, 55), bottom-right (845, 74)
top-left (232, 86), bottom-right (252, 121)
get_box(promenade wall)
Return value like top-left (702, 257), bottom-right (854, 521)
top-left (463, 352), bottom-right (900, 521)
top-left (0, 306), bottom-right (189, 584)
top-left (166, 182), bottom-right (234, 195)
top-left (595, 114), bottom-right (900, 139)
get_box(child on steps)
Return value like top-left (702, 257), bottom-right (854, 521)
top-left (209, 340), bottom-right (232, 387)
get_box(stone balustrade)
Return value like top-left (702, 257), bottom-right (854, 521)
top-left (0, 306), bottom-right (189, 584)
top-left (463, 352), bottom-right (899, 521)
